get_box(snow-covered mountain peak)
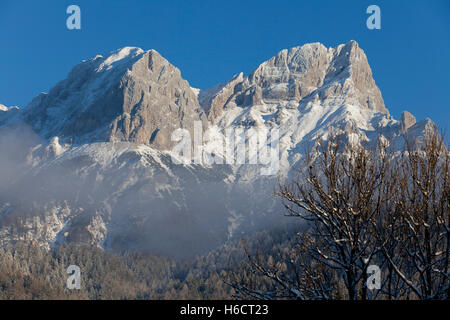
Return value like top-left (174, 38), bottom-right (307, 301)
top-left (96, 46), bottom-right (145, 72)
top-left (202, 41), bottom-right (387, 125)
top-left (14, 46), bottom-right (206, 150)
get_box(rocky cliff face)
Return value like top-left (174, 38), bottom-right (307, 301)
top-left (201, 41), bottom-right (387, 123)
top-left (21, 47), bottom-right (206, 150)
top-left (400, 110), bottom-right (417, 133)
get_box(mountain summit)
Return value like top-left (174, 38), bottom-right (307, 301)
top-left (203, 40), bottom-right (387, 123)
top-left (20, 47), bottom-right (206, 150)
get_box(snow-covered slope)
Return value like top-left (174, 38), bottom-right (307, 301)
top-left (0, 41), bottom-right (435, 257)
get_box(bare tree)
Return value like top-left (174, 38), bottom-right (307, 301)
top-left (382, 130), bottom-right (449, 299)
top-left (279, 134), bottom-right (393, 300)
top-left (231, 129), bottom-right (449, 300)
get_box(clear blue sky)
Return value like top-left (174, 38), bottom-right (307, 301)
top-left (0, 0), bottom-right (449, 131)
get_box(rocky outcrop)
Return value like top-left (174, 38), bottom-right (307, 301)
top-left (107, 49), bottom-right (207, 149)
top-left (199, 73), bottom-right (244, 121)
top-left (204, 41), bottom-right (387, 122)
top-left (400, 110), bottom-right (416, 133)
top-left (21, 48), bottom-right (206, 150)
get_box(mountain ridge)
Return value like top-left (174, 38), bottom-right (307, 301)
top-left (0, 40), bottom-right (436, 257)
top-left (2, 40), bottom-right (388, 149)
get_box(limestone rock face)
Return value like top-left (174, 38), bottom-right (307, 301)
top-left (108, 49), bottom-right (207, 149)
top-left (199, 72), bottom-right (244, 121)
top-left (248, 43), bottom-right (331, 102)
top-left (400, 110), bottom-right (417, 133)
top-left (204, 41), bottom-right (387, 121)
top-left (21, 47), bottom-right (206, 150)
